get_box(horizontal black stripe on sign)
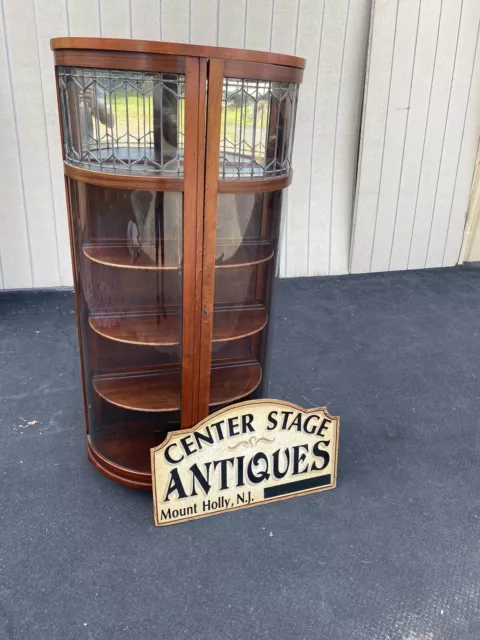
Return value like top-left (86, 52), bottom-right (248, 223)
top-left (264, 474), bottom-right (332, 499)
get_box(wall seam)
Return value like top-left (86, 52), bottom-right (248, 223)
top-left (65, 0), bottom-right (70, 34)
top-left (425, 0), bottom-right (464, 266)
top-left (407, 0), bottom-right (444, 268)
top-left (189, 0), bottom-right (192, 43)
top-left (269, 0), bottom-right (275, 51)
top-left (284, 0), bottom-right (302, 277)
top-left (368, 0), bottom-right (400, 273)
top-left (329, 0), bottom-right (351, 275)
top-left (349, 0), bottom-right (376, 272)
top-left (32, 0), bottom-right (62, 283)
top-left (293, 0), bottom-right (300, 55)
top-left (388, 0), bottom-right (422, 270)
top-left (243, 0), bottom-right (247, 48)
top-left (97, 0), bottom-right (102, 36)
top-left (306, 0), bottom-right (326, 277)
top-left (160, 0), bottom-right (163, 40)
top-left (442, 12), bottom-right (480, 265)
top-left (0, 0), bottom-right (34, 287)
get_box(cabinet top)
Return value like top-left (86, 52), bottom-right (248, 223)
top-left (51, 37), bottom-right (306, 70)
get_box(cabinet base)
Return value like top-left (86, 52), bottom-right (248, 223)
top-left (87, 437), bottom-right (152, 490)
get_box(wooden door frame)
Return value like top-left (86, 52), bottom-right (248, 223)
top-left (196, 58), bottom-right (224, 420)
top-left (181, 56), bottom-right (207, 428)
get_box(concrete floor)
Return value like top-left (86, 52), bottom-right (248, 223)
top-left (1, 267), bottom-right (480, 639)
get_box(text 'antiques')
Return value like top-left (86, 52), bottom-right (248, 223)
top-left (151, 400), bottom-right (339, 526)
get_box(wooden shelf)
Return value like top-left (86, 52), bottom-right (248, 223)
top-left (210, 360), bottom-right (262, 407)
top-left (92, 359), bottom-right (261, 412)
top-left (89, 306), bottom-right (267, 346)
top-left (89, 312), bottom-right (180, 346)
top-left (83, 240), bottom-right (273, 270)
top-left (215, 241), bottom-right (274, 268)
top-left (213, 306), bottom-right (268, 342)
top-left (83, 242), bottom-right (180, 270)
top-left (93, 366), bottom-right (182, 412)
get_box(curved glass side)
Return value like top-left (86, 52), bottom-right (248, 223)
top-left (219, 77), bottom-right (299, 179)
top-left (67, 178), bottom-right (183, 475)
top-left (208, 189), bottom-right (283, 410)
top-left (58, 67), bottom-right (185, 176)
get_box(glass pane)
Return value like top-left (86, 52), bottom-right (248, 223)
top-left (67, 179), bottom-right (183, 474)
top-left (208, 190), bottom-right (283, 410)
top-left (219, 78), bottom-right (299, 179)
top-left (57, 67), bottom-right (185, 175)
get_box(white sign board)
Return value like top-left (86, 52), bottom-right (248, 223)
top-left (151, 399), bottom-right (339, 526)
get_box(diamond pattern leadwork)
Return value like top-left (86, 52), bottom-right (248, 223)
top-left (219, 78), bottom-right (299, 180)
top-left (57, 67), bottom-right (185, 176)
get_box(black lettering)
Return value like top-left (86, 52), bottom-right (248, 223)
top-left (164, 443), bottom-right (184, 464)
top-left (242, 413), bottom-right (255, 433)
top-left (303, 414), bottom-right (320, 434)
top-left (213, 457), bottom-right (235, 489)
top-left (180, 435), bottom-right (196, 456)
top-left (272, 448), bottom-right (290, 479)
top-left (266, 410), bottom-right (278, 430)
top-left (281, 411), bottom-right (294, 430)
top-left (228, 416), bottom-right (240, 437)
top-left (164, 468), bottom-right (187, 502)
top-left (247, 453), bottom-right (270, 484)
top-left (189, 462), bottom-right (212, 496)
top-left (288, 412), bottom-right (303, 431)
top-left (236, 456), bottom-right (245, 487)
top-left (211, 420), bottom-right (225, 441)
top-left (311, 440), bottom-right (330, 471)
top-left (317, 418), bottom-right (332, 438)
top-left (194, 427), bottom-right (215, 450)
top-left (292, 444), bottom-right (309, 475)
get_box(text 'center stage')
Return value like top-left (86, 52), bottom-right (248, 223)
top-left (151, 399), bottom-right (339, 526)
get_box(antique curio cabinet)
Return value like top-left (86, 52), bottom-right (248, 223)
top-left (51, 37), bottom-right (304, 488)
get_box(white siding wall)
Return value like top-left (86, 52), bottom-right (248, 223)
top-left (0, 0), bottom-right (478, 289)
top-left (0, 0), bottom-right (370, 289)
top-left (351, 0), bottom-right (480, 274)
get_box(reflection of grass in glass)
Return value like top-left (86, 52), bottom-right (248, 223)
top-left (107, 94), bottom-right (267, 160)
top-left (111, 94), bottom-right (185, 144)
top-left (221, 104), bottom-right (268, 158)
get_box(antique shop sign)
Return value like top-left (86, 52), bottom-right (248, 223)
top-left (151, 399), bottom-right (339, 526)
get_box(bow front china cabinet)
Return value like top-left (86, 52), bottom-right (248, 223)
top-left (51, 37), bottom-right (305, 488)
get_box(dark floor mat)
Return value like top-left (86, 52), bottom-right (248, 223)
top-left (1, 266), bottom-right (479, 639)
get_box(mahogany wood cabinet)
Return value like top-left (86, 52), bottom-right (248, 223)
top-left (52, 38), bottom-right (304, 489)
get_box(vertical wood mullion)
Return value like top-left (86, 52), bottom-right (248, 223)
top-left (191, 58), bottom-right (208, 425)
top-left (181, 56), bottom-right (201, 428)
top-left (197, 58), bottom-right (224, 419)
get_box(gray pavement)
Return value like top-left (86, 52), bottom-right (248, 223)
top-left (1, 267), bottom-right (480, 639)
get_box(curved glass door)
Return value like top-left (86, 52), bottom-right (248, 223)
top-left (200, 65), bottom-right (299, 416)
top-left (67, 181), bottom-right (183, 477)
top-left (58, 63), bottom-right (188, 486)
top-left (210, 190), bottom-right (283, 406)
